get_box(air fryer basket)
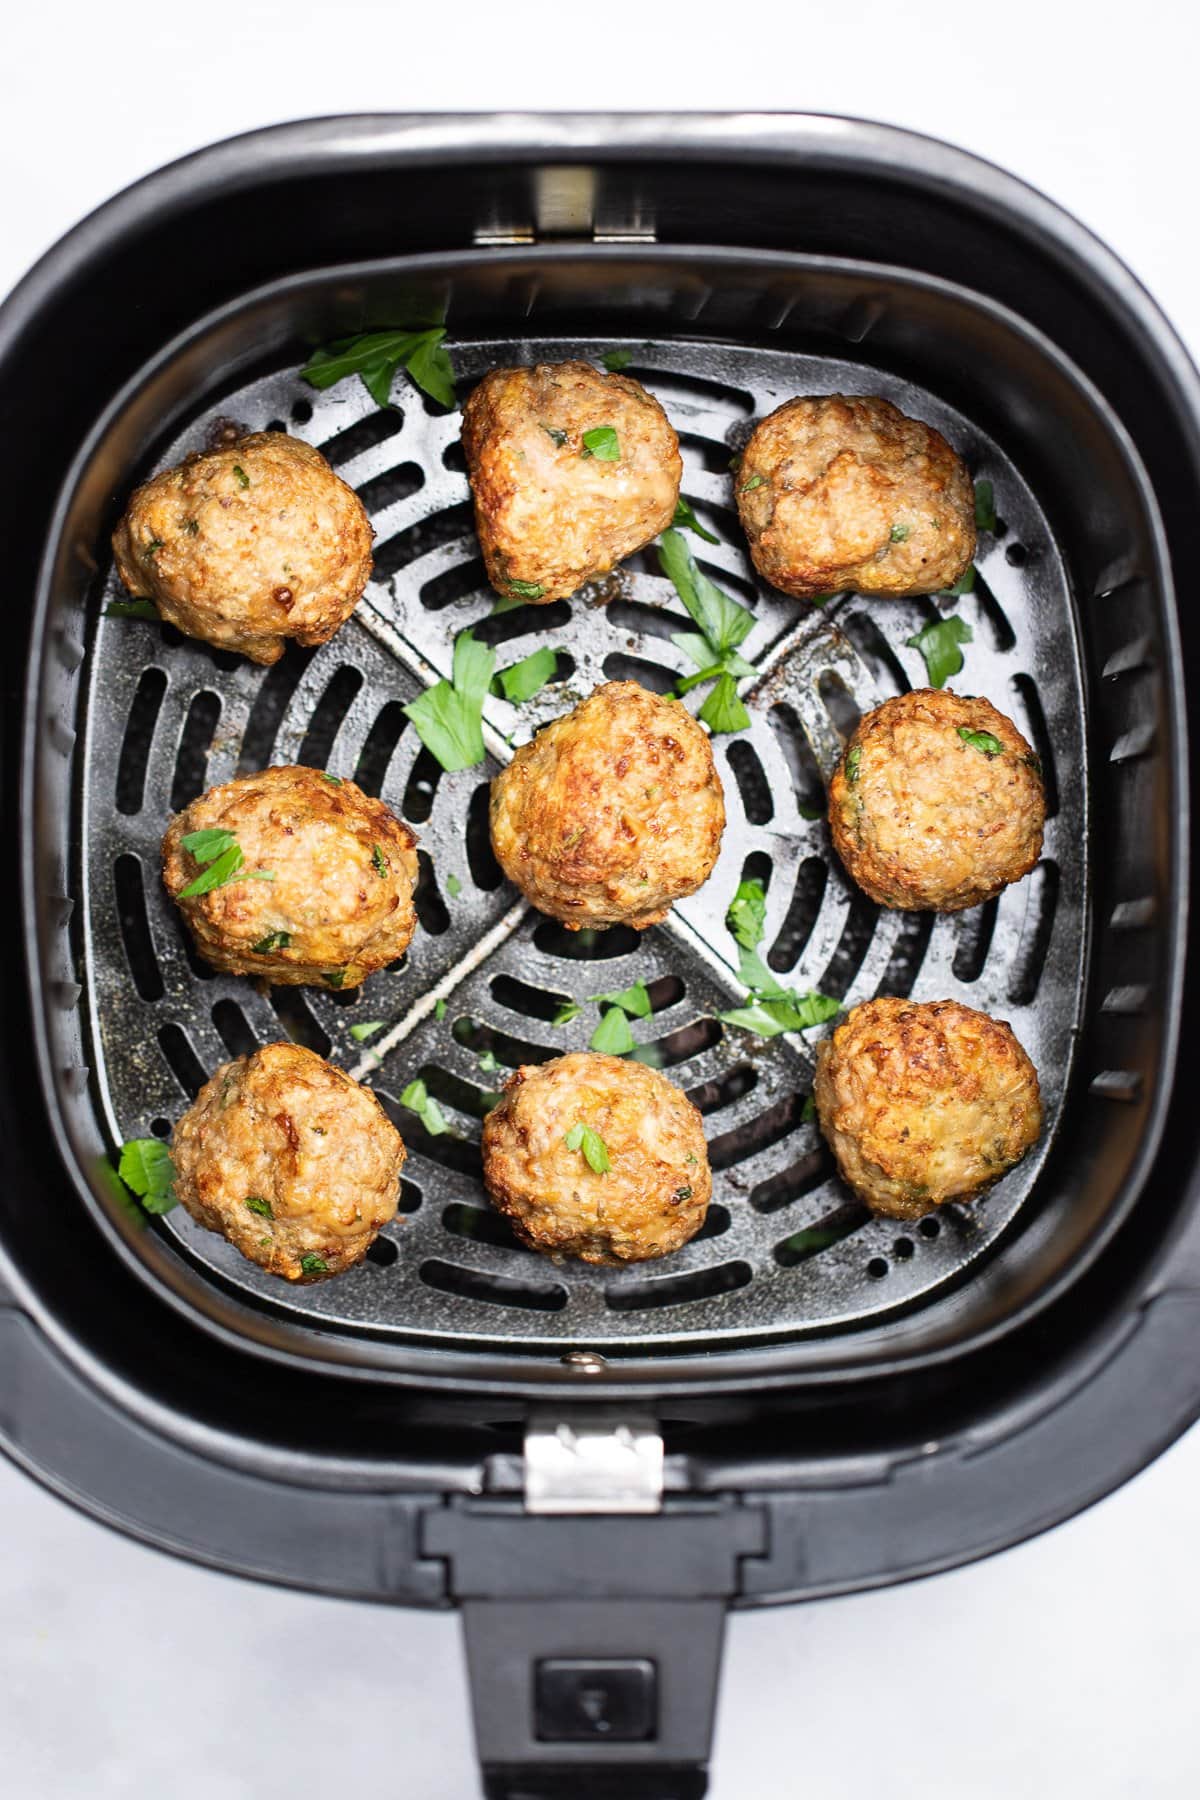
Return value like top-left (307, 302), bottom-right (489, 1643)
top-left (5, 117), bottom-right (1200, 1799)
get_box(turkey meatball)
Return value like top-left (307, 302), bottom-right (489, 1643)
top-left (112, 431), bottom-right (373, 664)
top-left (813, 997), bottom-right (1042, 1219)
top-left (489, 681), bottom-right (725, 929)
top-left (462, 360), bottom-right (682, 603)
top-left (170, 1041), bottom-right (406, 1281)
top-left (163, 765), bottom-right (419, 989)
top-left (481, 1052), bottom-right (711, 1264)
top-left (829, 689), bottom-right (1044, 912)
top-left (736, 395), bottom-right (975, 600)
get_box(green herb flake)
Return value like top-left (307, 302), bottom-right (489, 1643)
top-left (553, 1000), bottom-right (582, 1027)
top-left (905, 615), bottom-right (974, 688)
top-left (145, 538), bottom-right (165, 556)
top-left (590, 980), bottom-right (651, 1019)
top-left (727, 878), bottom-right (767, 951)
top-left (252, 930), bottom-right (291, 954)
top-left (974, 479), bottom-right (997, 532)
top-left (495, 646), bottom-right (557, 704)
top-left (300, 327), bottom-right (456, 411)
top-left (232, 465), bottom-right (250, 490)
top-left (564, 1122), bottom-right (612, 1174)
top-left (601, 349), bottom-right (633, 372)
top-left (699, 672), bottom-right (750, 735)
top-left (671, 497), bottom-right (720, 544)
top-left (177, 828), bottom-right (271, 899)
top-left (446, 873), bottom-right (462, 899)
top-left (802, 1093), bottom-right (818, 1123)
top-left (117, 1138), bottom-right (178, 1215)
top-left (940, 565), bottom-right (977, 598)
top-left (1023, 752), bottom-right (1044, 779)
top-left (478, 1049), bottom-right (502, 1075)
top-left (740, 473), bottom-right (767, 493)
top-left (504, 578), bottom-right (548, 601)
top-left (718, 991), bottom-right (840, 1039)
top-left (890, 523), bottom-right (911, 543)
top-left (323, 967), bottom-right (348, 989)
top-left (349, 1020), bottom-right (386, 1043)
top-left (299, 1253), bottom-right (328, 1276)
top-left (245, 1195), bottom-right (274, 1219)
top-left (322, 772), bottom-right (344, 787)
top-left (580, 426), bottom-right (620, 462)
top-left (542, 425), bottom-right (569, 447)
top-left (104, 599), bottom-right (160, 621)
top-left (434, 999), bottom-right (448, 1021)
top-left (402, 628), bottom-right (496, 773)
top-left (183, 518), bottom-right (200, 536)
top-left (590, 1006), bottom-right (635, 1056)
top-left (400, 1078), bottom-right (448, 1136)
top-left (672, 1185), bottom-right (693, 1203)
top-left (845, 745), bottom-right (862, 784)
top-left (958, 727), bottom-right (1004, 757)
top-left (372, 844), bottom-right (388, 878)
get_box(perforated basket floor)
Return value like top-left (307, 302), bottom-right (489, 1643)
top-left (81, 337), bottom-right (1087, 1351)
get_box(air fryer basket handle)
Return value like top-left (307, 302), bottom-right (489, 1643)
top-left (424, 1499), bottom-right (767, 1800)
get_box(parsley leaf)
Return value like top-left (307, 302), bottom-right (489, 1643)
top-left (564, 1123), bottom-right (612, 1174)
top-left (590, 1006), bottom-right (635, 1055)
top-left (845, 745), bottom-right (862, 783)
top-left (740, 473), bottom-right (767, 492)
top-left (300, 327), bottom-right (456, 410)
top-left (252, 930), bottom-right (291, 954)
top-left (719, 992), bottom-right (840, 1038)
top-left (402, 628), bottom-right (496, 772)
top-left (802, 1093), bottom-right (818, 1123)
top-left (372, 844), bottom-right (388, 878)
top-left (478, 1049), bottom-right (502, 1075)
top-left (958, 727), bottom-right (1004, 756)
top-left (105, 598), bottom-right (160, 620)
top-left (232, 464), bottom-right (250, 489)
top-left (590, 980), bottom-right (651, 1019)
top-left (671, 635), bottom-right (757, 687)
top-left (446, 873), bottom-right (462, 898)
top-left (581, 426), bottom-right (620, 461)
top-left (727, 878), bottom-right (767, 950)
top-left (672, 497), bottom-right (719, 545)
top-left (658, 530), bottom-right (754, 661)
top-left (601, 349), bottom-right (633, 372)
top-left (890, 523), bottom-right (911, 543)
top-left (245, 1195), bottom-right (273, 1218)
top-left (698, 673), bottom-right (750, 735)
top-left (434, 999), bottom-right (448, 1021)
top-left (349, 1021), bottom-right (386, 1043)
top-left (495, 646), bottom-right (557, 703)
top-left (118, 1139), bottom-right (177, 1214)
top-left (974, 479), bottom-right (997, 531)
top-left (322, 772), bottom-right (344, 786)
top-left (400, 1078), bottom-right (449, 1136)
top-left (906, 615), bottom-right (973, 688)
top-left (504, 578), bottom-right (548, 601)
top-left (177, 829), bottom-right (273, 899)
top-left (323, 968), bottom-right (347, 988)
top-left (939, 565), bottom-right (977, 598)
top-left (542, 425), bottom-right (568, 447)
top-left (299, 1253), bottom-right (328, 1275)
top-left (553, 1000), bottom-right (582, 1027)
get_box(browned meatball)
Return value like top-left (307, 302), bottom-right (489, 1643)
top-left (481, 1052), bottom-right (711, 1264)
top-left (170, 1041), bottom-right (406, 1280)
top-left (162, 765), bottom-right (419, 989)
top-left (489, 682), bottom-right (725, 929)
top-left (829, 689), bottom-right (1044, 912)
top-left (461, 360), bottom-right (682, 602)
top-left (112, 432), bottom-right (373, 663)
top-left (813, 997), bottom-right (1042, 1219)
top-left (736, 395), bottom-right (975, 599)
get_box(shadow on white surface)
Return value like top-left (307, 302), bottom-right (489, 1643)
top-left (1, 1425), bottom-right (1197, 1799)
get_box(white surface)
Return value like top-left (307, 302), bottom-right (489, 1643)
top-left (3, 5), bottom-right (1199, 1795)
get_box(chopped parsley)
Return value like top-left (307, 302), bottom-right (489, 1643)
top-left (505, 578), bottom-right (548, 601)
top-left (232, 465), bottom-right (250, 489)
top-left (477, 1049), bottom-right (502, 1075)
top-left (178, 829), bottom-right (274, 899)
top-left (890, 523), bottom-right (911, 543)
top-left (974, 479), bottom-right (997, 531)
top-left (434, 999), bottom-right (448, 1021)
top-left (740, 473), bottom-right (767, 492)
top-left (590, 980), bottom-right (651, 1019)
top-left (117, 1139), bottom-right (177, 1215)
top-left (672, 497), bottom-right (720, 544)
top-left (553, 999), bottom-right (582, 1027)
top-left (590, 1006), bottom-right (635, 1056)
top-left (658, 529), bottom-right (757, 733)
top-left (144, 539), bottom-right (165, 556)
top-left (542, 425), bottom-right (569, 447)
top-left (939, 565), bottom-right (977, 597)
top-left (906, 615), bottom-right (973, 688)
top-left (580, 426), bottom-right (620, 461)
top-left (349, 1020), bottom-right (386, 1043)
top-left (845, 745), bottom-right (862, 783)
top-left (299, 1253), bottom-right (328, 1276)
top-left (698, 673), bottom-right (750, 735)
top-left (402, 628), bottom-right (496, 772)
top-left (446, 873), bottom-right (462, 899)
top-left (252, 930), bottom-right (291, 954)
top-left (245, 1195), bottom-right (273, 1219)
top-left (673, 1185), bottom-right (693, 1202)
top-left (372, 844), bottom-right (388, 878)
top-left (958, 727), bottom-right (1004, 756)
top-left (400, 1078), bottom-right (448, 1136)
top-left (184, 518), bottom-right (200, 536)
top-left (564, 1123), bottom-right (611, 1174)
top-left (720, 875), bottom-right (838, 1038)
top-left (802, 1093), bottom-right (818, 1123)
top-left (600, 349), bottom-right (633, 372)
top-left (300, 327), bottom-right (456, 410)
top-left (495, 646), bottom-right (557, 704)
top-left (727, 877), bottom-right (767, 951)
top-left (322, 967), bottom-right (348, 989)
top-left (718, 991), bottom-right (840, 1038)
top-left (104, 598), bottom-right (160, 620)
top-left (322, 772), bottom-right (344, 787)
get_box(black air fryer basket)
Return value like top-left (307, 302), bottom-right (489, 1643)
top-left (4, 114), bottom-right (1200, 1799)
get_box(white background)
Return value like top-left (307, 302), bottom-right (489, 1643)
top-left (3, 4), bottom-right (1198, 1795)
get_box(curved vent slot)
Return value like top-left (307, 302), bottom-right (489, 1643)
top-left (170, 689), bottom-right (222, 811)
top-left (686, 1063), bottom-right (758, 1116)
top-left (116, 667), bottom-right (167, 816)
top-left (297, 664), bottom-right (364, 769)
top-left (726, 740), bottom-right (773, 824)
top-left (356, 462), bottom-right (424, 515)
top-left (353, 701), bottom-right (409, 797)
top-left (774, 1205), bottom-right (866, 1267)
top-left (211, 998), bottom-right (260, 1060)
top-left (318, 409), bottom-right (405, 468)
top-left (268, 987), bottom-right (331, 1057)
top-left (373, 500), bottom-right (474, 580)
top-left (467, 782), bottom-right (504, 889)
top-left (750, 1145), bottom-right (834, 1214)
top-left (532, 920), bottom-right (641, 961)
top-left (1006, 860), bottom-right (1060, 1006)
top-left (708, 1092), bottom-right (812, 1171)
top-left (156, 1022), bottom-right (209, 1100)
top-left (113, 854), bottom-right (163, 1001)
top-left (605, 1260), bottom-right (752, 1312)
top-left (419, 1258), bottom-right (567, 1312)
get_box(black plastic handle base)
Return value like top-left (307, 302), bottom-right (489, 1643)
top-left (483, 1763), bottom-right (708, 1800)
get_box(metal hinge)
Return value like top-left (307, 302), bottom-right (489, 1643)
top-left (524, 1413), bottom-right (664, 1514)
top-left (474, 167), bottom-right (657, 247)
